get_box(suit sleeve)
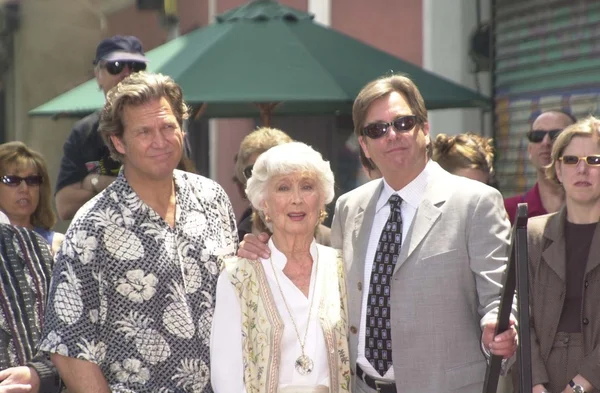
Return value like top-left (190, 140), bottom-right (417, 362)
top-left (466, 187), bottom-right (515, 327)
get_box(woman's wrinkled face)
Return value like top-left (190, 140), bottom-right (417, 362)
top-left (262, 172), bottom-right (324, 238)
top-left (0, 162), bottom-right (40, 226)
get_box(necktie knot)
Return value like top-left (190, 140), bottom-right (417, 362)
top-left (388, 194), bottom-right (402, 212)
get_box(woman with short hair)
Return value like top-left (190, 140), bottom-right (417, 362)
top-left (211, 142), bottom-right (350, 393)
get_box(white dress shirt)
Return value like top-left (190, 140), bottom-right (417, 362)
top-left (356, 161), bottom-right (433, 380)
top-left (211, 239), bottom-right (330, 392)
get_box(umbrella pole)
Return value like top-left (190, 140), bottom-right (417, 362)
top-left (257, 103), bottom-right (279, 127)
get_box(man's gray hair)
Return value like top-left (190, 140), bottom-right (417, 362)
top-left (246, 142), bottom-right (335, 223)
top-left (99, 72), bottom-right (189, 162)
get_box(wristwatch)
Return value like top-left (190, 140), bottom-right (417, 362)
top-left (90, 174), bottom-right (100, 194)
top-left (569, 379), bottom-right (586, 393)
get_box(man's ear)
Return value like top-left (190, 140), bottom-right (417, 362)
top-left (358, 136), bottom-right (371, 159)
top-left (110, 135), bottom-right (126, 155)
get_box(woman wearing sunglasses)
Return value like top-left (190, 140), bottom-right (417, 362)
top-left (0, 142), bottom-right (64, 254)
top-left (525, 116), bottom-right (600, 393)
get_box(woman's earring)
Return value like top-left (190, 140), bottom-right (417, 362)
top-left (265, 214), bottom-right (272, 223)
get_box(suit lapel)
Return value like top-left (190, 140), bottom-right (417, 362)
top-left (585, 221), bottom-right (600, 275)
top-left (393, 166), bottom-right (446, 274)
top-left (541, 207), bottom-right (566, 282)
top-left (353, 181), bottom-right (382, 268)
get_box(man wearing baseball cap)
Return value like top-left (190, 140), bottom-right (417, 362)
top-left (55, 35), bottom-right (148, 221)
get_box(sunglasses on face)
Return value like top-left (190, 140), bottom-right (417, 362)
top-left (527, 129), bottom-right (562, 143)
top-left (559, 155), bottom-right (600, 166)
top-left (243, 165), bottom-right (254, 180)
top-left (1, 175), bottom-right (43, 187)
top-left (362, 115), bottom-right (418, 139)
top-left (102, 61), bottom-right (147, 75)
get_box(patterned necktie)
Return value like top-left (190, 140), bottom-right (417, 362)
top-left (365, 194), bottom-right (403, 376)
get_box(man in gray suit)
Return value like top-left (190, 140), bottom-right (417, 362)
top-left (240, 74), bottom-right (517, 392)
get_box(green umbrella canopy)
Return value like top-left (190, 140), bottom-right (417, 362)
top-left (29, 0), bottom-right (490, 120)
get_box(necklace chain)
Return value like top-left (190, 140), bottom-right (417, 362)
top-left (269, 247), bottom-right (319, 357)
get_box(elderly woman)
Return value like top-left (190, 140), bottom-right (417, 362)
top-left (0, 142), bottom-right (64, 253)
top-left (211, 142), bottom-right (350, 393)
top-left (234, 127), bottom-right (331, 245)
top-left (431, 132), bottom-right (496, 185)
top-left (526, 116), bottom-right (600, 393)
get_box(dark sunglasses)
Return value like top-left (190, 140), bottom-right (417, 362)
top-left (559, 155), bottom-right (600, 166)
top-left (102, 61), bottom-right (147, 75)
top-left (243, 165), bottom-right (254, 180)
top-left (362, 115), bottom-right (418, 139)
top-left (527, 129), bottom-right (562, 143)
top-left (1, 175), bottom-right (43, 187)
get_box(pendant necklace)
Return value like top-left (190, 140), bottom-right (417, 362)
top-left (269, 247), bottom-right (319, 376)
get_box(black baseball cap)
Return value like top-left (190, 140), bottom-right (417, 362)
top-left (93, 35), bottom-right (148, 65)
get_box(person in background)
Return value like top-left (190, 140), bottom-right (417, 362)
top-left (235, 127), bottom-right (331, 245)
top-left (212, 142), bottom-right (350, 393)
top-left (504, 110), bottom-right (576, 224)
top-left (527, 116), bottom-right (600, 393)
top-left (0, 142), bottom-right (64, 254)
top-left (431, 132), bottom-right (495, 185)
top-left (0, 222), bottom-right (62, 393)
top-left (55, 35), bottom-right (149, 221)
top-left (39, 72), bottom-right (237, 393)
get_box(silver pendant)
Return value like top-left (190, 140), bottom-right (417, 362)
top-left (295, 354), bottom-right (314, 375)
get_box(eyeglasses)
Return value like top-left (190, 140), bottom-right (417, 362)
top-left (527, 129), bottom-right (562, 143)
top-left (1, 175), bottom-right (43, 187)
top-left (102, 61), bottom-right (147, 75)
top-left (362, 115), bottom-right (418, 139)
top-left (243, 165), bottom-right (254, 180)
top-left (559, 155), bottom-right (600, 166)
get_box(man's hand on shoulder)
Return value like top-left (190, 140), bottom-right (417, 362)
top-left (238, 233), bottom-right (271, 260)
top-left (0, 366), bottom-right (40, 393)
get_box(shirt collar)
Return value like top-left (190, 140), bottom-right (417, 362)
top-left (376, 160), bottom-right (433, 213)
top-left (266, 238), bottom-right (318, 270)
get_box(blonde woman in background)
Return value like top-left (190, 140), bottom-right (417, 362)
top-left (432, 132), bottom-right (496, 186)
top-left (0, 142), bottom-right (64, 253)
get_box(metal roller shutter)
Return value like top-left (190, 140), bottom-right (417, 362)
top-left (494, 0), bottom-right (600, 196)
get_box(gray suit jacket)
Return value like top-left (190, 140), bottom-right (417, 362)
top-left (331, 162), bottom-right (512, 393)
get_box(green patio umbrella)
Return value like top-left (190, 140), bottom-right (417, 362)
top-left (29, 0), bottom-right (490, 124)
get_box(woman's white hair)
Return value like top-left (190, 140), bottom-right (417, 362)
top-left (246, 142), bottom-right (335, 213)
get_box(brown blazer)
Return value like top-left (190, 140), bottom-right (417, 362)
top-left (527, 208), bottom-right (600, 390)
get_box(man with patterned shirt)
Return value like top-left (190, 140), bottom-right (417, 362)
top-left (39, 72), bottom-right (238, 393)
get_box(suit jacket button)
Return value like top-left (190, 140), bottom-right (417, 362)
top-left (350, 326), bottom-right (358, 334)
top-left (583, 317), bottom-right (590, 325)
top-left (358, 282), bottom-right (362, 291)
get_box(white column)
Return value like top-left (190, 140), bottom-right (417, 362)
top-left (422, 0), bottom-right (491, 138)
top-left (308, 0), bottom-right (331, 26)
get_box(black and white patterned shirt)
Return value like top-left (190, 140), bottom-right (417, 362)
top-left (40, 170), bottom-right (238, 393)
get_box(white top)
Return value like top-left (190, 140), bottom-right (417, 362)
top-left (0, 211), bottom-right (9, 224)
top-left (356, 161), bottom-right (433, 380)
top-left (211, 239), bottom-right (330, 393)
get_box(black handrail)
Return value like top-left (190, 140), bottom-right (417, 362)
top-left (483, 203), bottom-right (531, 393)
